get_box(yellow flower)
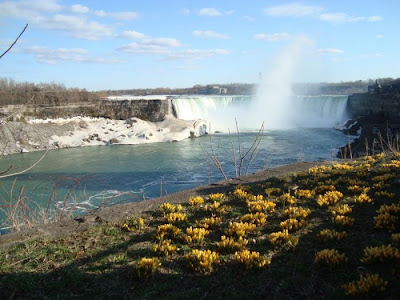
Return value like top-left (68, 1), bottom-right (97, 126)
top-left (360, 244), bottom-right (400, 264)
top-left (165, 212), bottom-right (187, 223)
top-left (217, 235), bottom-right (248, 252)
top-left (268, 230), bottom-right (298, 247)
top-left (332, 215), bottom-right (354, 227)
top-left (155, 224), bottom-right (182, 240)
top-left (185, 249), bottom-right (220, 273)
top-left (329, 204), bottom-right (352, 215)
top-left (235, 249), bottom-right (271, 269)
top-left (183, 226), bottom-right (210, 243)
top-left (240, 212), bottom-right (267, 226)
top-left (280, 218), bottom-right (307, 232)
top-left (209, 193), bottom-right (225, 202)
top-left (343, 273), bottom-right (387, 296)
top-left (284, 207), bottom-right (311, 219)
top-left (188, 196), bottom-right (204, 206)
top-left (354, 193), bottom-right (373, 204)
top-left (135, 257), bottom-right (161, 278)
top-left (227, 221), bottom-right (256, 237)
top-left (159, 202), bottom-right (182, 215)
top-left (314, 249), bottom-right (348, 268)
top-left (295, 189), bottom-right (315, 199)
top-left (317, 191), bottom-right (343, 207)
top-left (153, 239), bottom-right (177, 256)
top-left (196, 216), bottom-right (222, 229)
top-left (317, 229), bottom-right (347, 241)
top-left (280, 193), bottom-right (297, 205)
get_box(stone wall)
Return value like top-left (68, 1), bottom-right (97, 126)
top-left (0, 99), bottom-right (171, 122)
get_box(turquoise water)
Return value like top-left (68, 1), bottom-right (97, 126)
top-left (0, 128), bottom-right (348, 230)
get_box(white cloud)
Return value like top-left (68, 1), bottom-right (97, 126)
top-left (117, 43), bottom-right (168, 54)
top-left (142, 38), bottom-right (181, 47)
top-left (254, 33), bottom-right (291, 41)
top-left (180, 8), bottom-right (190, 15)
top-left (316, 48), bottom-right (344, 55)
top-left (264, 3), bottom-right (383, 24)
top-left (225, 10), bottom-right (235, 15)
top-left (70, 4), bottom-right (89, 14)
top-left (119, 30), bottom-right (146, 39)
top-left (0, 0), bottom-right (62, 19)
top-left (243, 16), bottom-right (255, 22)
top-left (193, 30), bottom-right (230, 39)
top-left (368, 16), bottom-right (383, 22)
top-left (93, 10), bottom-right (140, 20)
top-left (38, 14), bottom-right (113, 40)
top-left (163, 49), bottom-right (229, 61)
top-left (264, 3), bottom-right (322, 17)
top-left (23, 46), bottom-right (124, 64)
top-left (198, 8), bottom-right (222, 17)
top-left (108, 11), bottom-right (139, 21)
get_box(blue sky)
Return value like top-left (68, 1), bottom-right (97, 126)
top-left (0, 0), bottom-right (398, 91)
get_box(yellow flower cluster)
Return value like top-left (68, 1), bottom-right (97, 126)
top-left (188, 196), bottom-right (204, 206)
top-left (317, 229), bottom-right (347, 241)
top-left (217, 235), bottom-right (248, 252)
top-left (347, 178), bottom-right (367, 186)
top-left (329, 204), bottom-right (352, 215)
top-left (377, 203), bottom-right (400, 214)
top-left (295, 189), bottom-right (315, 199)
top-left (246, 199), bottom-right (276, 213)
top-left (333, 163), bottom-right (354, 170)
top-left (265, 187), bottom-right (281, 196)
top-left (372, 181), bottom-right (390, 189)
top-left (317, 191), bottom-right (343, 207)
top-left (365, 155), bottom-right (375, 162)
top-left (308, 165), bottom-right (331, 174)
top-left (315, 184), bottom-right (336, 194)
top-left (382, 160), bottom-right (400, 168)
top-left (354, 193), bottom-right (373, 204)
top-left (153, 239), bottom-right (177, 256)
top-left (159, 202), bottom-right (183, 215)
top-left (185, 249), bottom-right (220, 273)
top-left (233, 188), bottom-right (248, 199)
top-left (314, 249), bottom-right (348, 268)
top-left (374, 213), bottom-right (398, 231)
top-left (280, 218), bottom-right (307, 232)
top-left (240, 212), bottom-right (267, 226)
top-left (196, 216), bottom-right (222, 229)
top-left (284, 207), bottom-right (311, 219)
top-left (121, 216), bottom-right (145, 231)
top-left (209, 193), bottom-right (225, 202)
top-left (372, 173), bottom-right (396, 182)
top-left (268, 230), bottom-right (299, 247)
top-left (376, 152), bottom-right (385, 159)
top-left (184, 226), bottom-right (210, 243)
top-left (332, 215), bottom-right (354, 227)
top-left (343, 273), bottom-right (388, 296)
top-left (360, 244), bottom-right (400, 264)
top-left (165, 212), bottom-right (187, 223)
top-left (235, 249), bottom-right (271, 269)
top-left (348, 185), bottom-right (370, 194)
top-left (156, 224), bottom-right (182, 240)
top-left (135, 257), bottom-right (161, 278)
top-left (375, 204), bottom-right (400, 231)
top-left (227, 221), bottom-right (256, 237)
top-left (374, 191), bottom-right (395, 198)
top-left (392, 233), bottom-right (400, 243)
top-left (280, 193), bottom-right (297, 205)
top-left (205, 201), bottom-right (229, 215)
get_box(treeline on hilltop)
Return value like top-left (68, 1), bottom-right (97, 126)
top-left (0, 78), bottom-right (101, 105)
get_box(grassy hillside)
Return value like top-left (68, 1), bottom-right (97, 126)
top-left (1, 154), bottom-right (400, 299)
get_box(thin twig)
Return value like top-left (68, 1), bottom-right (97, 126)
top-left (0, 24), bottom-right (28, 60)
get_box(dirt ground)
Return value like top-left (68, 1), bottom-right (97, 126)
top-left (0, 161), bottom-right (333, 250)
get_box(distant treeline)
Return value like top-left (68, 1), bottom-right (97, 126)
top-left (1, 77), bottom-right (400, 107)
top-left (0, 78), bottom-right (100, 105)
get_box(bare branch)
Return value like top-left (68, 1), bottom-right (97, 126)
top-left (0, 24), bottom-right (28, 60)
top-left (0, 149), bottom-right (49, 179)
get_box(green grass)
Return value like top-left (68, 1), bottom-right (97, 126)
top-left (1, 153), bottom-right (400, 299)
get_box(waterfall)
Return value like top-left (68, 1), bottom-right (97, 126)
top-left (172, 94), bottom-right (348, 131)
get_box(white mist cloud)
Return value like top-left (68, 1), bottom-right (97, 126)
top-left (254, 33), bottom-right (291, 41)
top-left (198, 8), bottom-right (222, 16)
top-left (180, 8), bottom-right (191, 15)
top-left (94, 10), bottom-right (140, 21)
top-left (24, 46), bottom-right (125, 64)
top-left (70, 4), bottom-right (89, 14)
top-left (265, 3), bottom-right (322, 17)
top-left (319, 13), bottom-right (382, 23)
top-left (193, 30), bottom-right (230, 39)
top-left (316, 48), bottom-right (344, 55)
top-left (162, 49), bottom-right (229, 61)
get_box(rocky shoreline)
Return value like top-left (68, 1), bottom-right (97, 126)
top-left (0, 116), bottom-right (208, 155)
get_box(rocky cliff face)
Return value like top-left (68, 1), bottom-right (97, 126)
top-left (347, 93), bottom-right (400, 119)
top-left (0, 99), bottom-right (171, 122)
